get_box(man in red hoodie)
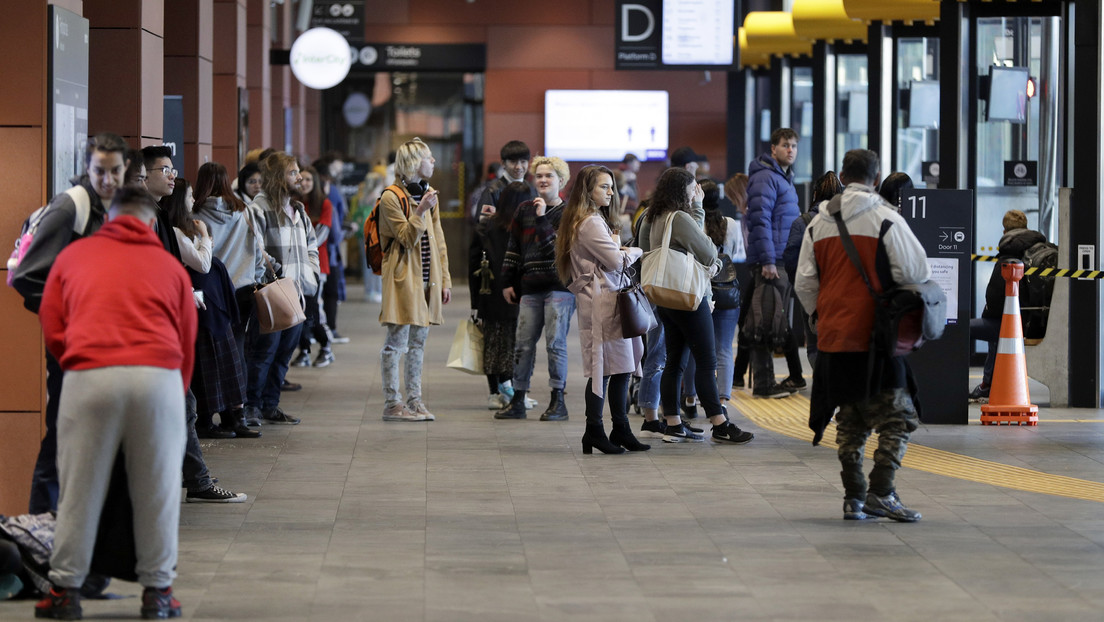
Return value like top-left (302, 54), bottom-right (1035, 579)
top-left (35, 185), bottom-right (196, 621)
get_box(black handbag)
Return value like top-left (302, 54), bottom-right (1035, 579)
top-left (617, 265), bottom-right (652, 338)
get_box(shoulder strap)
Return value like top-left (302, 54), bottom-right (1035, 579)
top-left (659, 211), bottom-right (678, 250)
top-left (66, 186), bottom-right (91, 236)
top-left (828, 195), bottom-right (877, 301)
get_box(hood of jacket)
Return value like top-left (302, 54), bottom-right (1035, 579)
top-left (194, 196), bottom-right (233, 224)
top-left (822, 183), bottom-right (885, 225)
top-left (998, 228), bottom-right (1047, 258)
top-left (94, 215), bottom-right (164, 247)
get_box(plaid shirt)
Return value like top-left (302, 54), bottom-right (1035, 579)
top-left (500, 201), bottom-right (567, 295)
top-left (249, 193), bottom-right (320, 296)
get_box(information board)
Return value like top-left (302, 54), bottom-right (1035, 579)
top-left (615, 0), bottom-right (735, 70)
top-left (48, 6), bottom-right (89, 200)
top-left (899, 189), bottom-right (974, 425)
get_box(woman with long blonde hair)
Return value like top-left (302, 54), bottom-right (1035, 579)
top-left (557, 165), bottom-right (649, 455)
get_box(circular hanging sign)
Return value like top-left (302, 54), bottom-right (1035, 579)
top-left (342, 92), bottom-right (372, 127)
top-left (290, 27), bottom-right (352, 90)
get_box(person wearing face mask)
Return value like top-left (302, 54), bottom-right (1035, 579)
top-left (478, 140), bottom-right (534, 215)
top-left (378, 138), bottom-right (452, 422)
top-left (494, 156), bottom-right (575, 421)
top-left (13, 132), bottom-right (130, 514)
top-left (556, 165), bottom-right (649, 455)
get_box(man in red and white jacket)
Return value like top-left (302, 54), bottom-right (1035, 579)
top-left (794, 149), bottom-right (930, 524)
top-left (35, 185), bottom-right (196, 620)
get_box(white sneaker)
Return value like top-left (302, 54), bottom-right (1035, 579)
top-left (406, 401), bottom-right (437, 421)
top-left (382, 403), bottom-right (432, 422)
top-left (524, 396), bottom-right (538, 410)
top-left (487, 393), bottom-right (508, 410)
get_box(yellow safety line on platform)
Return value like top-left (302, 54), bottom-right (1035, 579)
top-left (731, 392), bottom-right (1104, 504)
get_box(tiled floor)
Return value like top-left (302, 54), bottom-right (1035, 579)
top-left (4, 289), bottom-right (1104, 621)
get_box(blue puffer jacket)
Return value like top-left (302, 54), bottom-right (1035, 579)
top-left (746, 153), bottom-right (799, 266)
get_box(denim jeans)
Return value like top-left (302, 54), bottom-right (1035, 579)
top-left (29, 350), bottom-right (63, 513)
top-left (657, 303), bottom-right (722, 419)
top-left (182, 388), bottom-right (212, 493)
top-left (970, 317), bottom-right (1001, 386)
top-left (512, 291), bottom-right (575, 391)
top-left (246, 320), bottom-right (302, 410)
top-left (381, 323), bottom-right (430, 406)
top-left (638, 308), bottom-right (666, 411)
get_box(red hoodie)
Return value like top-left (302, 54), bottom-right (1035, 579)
top-left (39, 215), bottom-right (197, 387)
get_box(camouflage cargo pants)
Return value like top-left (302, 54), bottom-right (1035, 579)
top-left (835, 387), bottom-right (919, 500)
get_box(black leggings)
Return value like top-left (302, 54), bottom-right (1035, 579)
top-left (298, 295), bottom-right (330, 351)
top-left (657, 304), bottom-right (722, 418)
top-left (585, 374), bottom-right (631, 424)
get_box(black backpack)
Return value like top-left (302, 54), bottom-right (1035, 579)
top-left (1020, 241), bottom-right (1058, 339)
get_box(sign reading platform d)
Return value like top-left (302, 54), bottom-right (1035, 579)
top-left (291, 27), bottom-right (352, 90)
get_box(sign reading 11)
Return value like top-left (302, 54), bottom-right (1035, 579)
top-left (908, 195), bottom-right (927, 219)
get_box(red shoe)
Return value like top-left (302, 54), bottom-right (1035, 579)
top-left (141, 586), bottom-right (182, 619)
top-left (35, 586), bottom-right (82, 620)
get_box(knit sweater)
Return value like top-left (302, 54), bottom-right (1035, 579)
top-left (501, 201), bottom-right (568, 295)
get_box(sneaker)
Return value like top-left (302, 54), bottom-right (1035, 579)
top-left (843, 498), bottom-right (872, 520)
top-left (262, 407), bottom-right (301, 425)
top-left (140, 586), bottom-right (182, 619)
top-left (752, 384), bottom-right (792, 399)
top-left (680, 396), bottom-right (699, 418)
top-left (186, 485), bottom-right (247, 503)
top-left (863, 492), bottom-right (921, 522)
top-left (383, 403), bottom-right (432, 422)
top-left (313, 349), bottom-right (334, 368)
top-left (291, 351), bottom-right (311, 367)
top-left (243, 406), bottom-right (264, 427)
top-left (662, 423), bottom-right (705, 443)
top-left (523, 396), bottom-right (538, 410)
top-left (367, 292), bottom-right (383, 303)
top-left (223, 424), bottom-right (261, 439)
top-left (640, 418), bottom-right (667, 438)
top-left (711, 421), bottom-right (754, 444)
top-left (498, 381), bottom-right (515, 400)
top-left (968, 384), bottom-right (990, 403)
top-left (778, 376), bottom-right (807, 393)
top-left (330, 332), bottom-right (351, 344)
top-left (407, 401), bottom-right (437, 421)
top-left (487, 393), bottom-right (509, 410)
top-left (732, 376), bottom-right (745, 391)
top-left (280, 380), bottom-right (302, 392)
top-left (35, 586), bottom-right (81, 620)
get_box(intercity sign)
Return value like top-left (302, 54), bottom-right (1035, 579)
top-left (290, 27), bottom-right (353, 90)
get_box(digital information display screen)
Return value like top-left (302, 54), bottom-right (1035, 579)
top-left (661, 0), bottom-right (734, 66)
top-left (544, 90), bottom-right (670, 162)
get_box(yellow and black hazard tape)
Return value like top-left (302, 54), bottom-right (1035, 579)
top-left (971, 254), bottom-right (1104, 279)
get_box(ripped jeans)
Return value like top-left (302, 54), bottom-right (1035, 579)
top-left (511, 291), bottom-right (576, 391)
top-left (381, 323), bottom-right (431, 407)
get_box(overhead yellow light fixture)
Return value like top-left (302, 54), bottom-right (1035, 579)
top-left (793, 0), bottom-right (868, 43)
top-left (842, 0), bottom-right (940, 26)
top-left (739, 27), bottom-right (771, 70)
top-left (744, 11), bottom-right (814, 59)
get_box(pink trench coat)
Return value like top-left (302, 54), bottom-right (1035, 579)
top-left (566, 215), bottom-right (645, 397)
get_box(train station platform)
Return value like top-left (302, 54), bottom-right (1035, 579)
top-left (2, 288), bottom-right (1102, 621)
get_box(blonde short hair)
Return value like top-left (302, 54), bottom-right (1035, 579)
top-left (1003, 209), bottom-right (1028, 232)
top-left (529, 156), bottom-right (570, 186)
top-left (394, 138), bottom-right (432, 181)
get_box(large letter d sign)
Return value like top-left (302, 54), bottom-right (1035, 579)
top-left (621, 4), bottom-right (654, 42)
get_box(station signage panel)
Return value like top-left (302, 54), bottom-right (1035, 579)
top-left (615, 0), bottom-right (736, 70)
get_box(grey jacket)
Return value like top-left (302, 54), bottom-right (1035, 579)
top-left (193, 196), bottom-right (265, 290)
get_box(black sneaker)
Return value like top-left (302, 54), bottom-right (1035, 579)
top-left (711, 421), bottom-right (754, 444)
top-left (141, 586), bottom-right (182, 619)
top-left (35, 587), bottom-right (81, 620)
top-left (262, 407), bottom-right (301, 425)
top-left (843, 498), bottom-right (872, 520)
top-left (186, 485), bottom-right (247, 503)
top-left (195, 425), bottom-right (235, 439)
top-left (778, 376), bottom-right (807, 393)
top-left (280, 380), bottom-right (302, 392)
top-left (968, 384), bottom-right (990, 403)
top-left (662, 423), bottom-right (705, 443)
top-left (732, 376), bottom-right (745, 391)
top-left (680, 396), bottom-right (698, 419)
top-left (752, 384), bottom-right (792, 399)
top-left (640, 419), bottom-right (666, 438)
top-left (291, 351), bottom-right (311, 367)
top-left (863, 492), bottom-right (921, 522)
top-left (313, 349), bottom-right (334, 368)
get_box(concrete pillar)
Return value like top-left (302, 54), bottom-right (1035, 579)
top-left (212, 0), bottom-right (247, 169)
top-left (164, 0), bottom-right (214, 179)
top-left (247, 0), bottom-right (272, 151)
top-left (84, 0), bottom-right (165, 145)
top-left (271, 0), bottom-right (292, 153)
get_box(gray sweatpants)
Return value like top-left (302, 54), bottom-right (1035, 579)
top-left (49, 366), bottom-right (187, 589)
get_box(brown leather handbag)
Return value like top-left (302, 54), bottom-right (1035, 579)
top-left (254, 257), bottom-right (306, 334)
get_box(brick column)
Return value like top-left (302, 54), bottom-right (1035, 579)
top-left (246, 0), bottom-right (272, 150)
top-left (212, 0), bottom-right (247, 169)
top-left (164, 0), bottom-right (214, 179)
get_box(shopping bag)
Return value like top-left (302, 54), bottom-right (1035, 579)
top-left (446, 319), bottom-right (484, 374)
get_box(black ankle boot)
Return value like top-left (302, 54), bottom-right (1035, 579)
top-left (581, 423), bottom-right (625, 455)
top-left (609, 419), bottom-right (650, 452)
top-left (539, 389), bottom-right (568, 421)
top-left (494, 390), bottom-right (528, 419)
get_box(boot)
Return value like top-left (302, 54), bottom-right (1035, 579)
top-left (221, 407), bottom-right (261, 438)
top-left (609, 416), bottom-right (651, 452)
top-left (494, 390), bottom-right (528, 419)
top-left (581, 423), bottom-right (625, 455)
top-left (539, 389), bottom-right (569, 421)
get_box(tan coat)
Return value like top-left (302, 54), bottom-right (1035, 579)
top-left (378, 185), bottom-right (451, 326)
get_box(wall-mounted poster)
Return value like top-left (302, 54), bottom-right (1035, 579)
top-left (49, 6), bottom-right (89, 199)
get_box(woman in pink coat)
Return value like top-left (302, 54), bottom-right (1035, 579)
top-left (555, 165), bottom-right (650, 455)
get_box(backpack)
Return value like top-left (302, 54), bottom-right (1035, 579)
top-left (711, 250), bottom-right (740, 309)
top-left (6, 186), bottom-right (91, 287)
top-left (363, 184), bottom-right (408, 275)
top-left (0, 513), bottom-right (55, 594)
top-left (1020, 240), bottom-right (1058, 339)
top-left (740, 275), bottom-right (790, 348)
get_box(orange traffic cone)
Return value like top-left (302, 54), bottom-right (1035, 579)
top-left (980, 260), bottom-right (1039, 426)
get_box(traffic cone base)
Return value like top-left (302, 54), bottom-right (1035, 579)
top-left (980, 260), bottom-right (1037, 427)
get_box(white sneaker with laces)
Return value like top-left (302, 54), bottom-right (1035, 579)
top-left (487, 393), bottom-right (508, 410)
